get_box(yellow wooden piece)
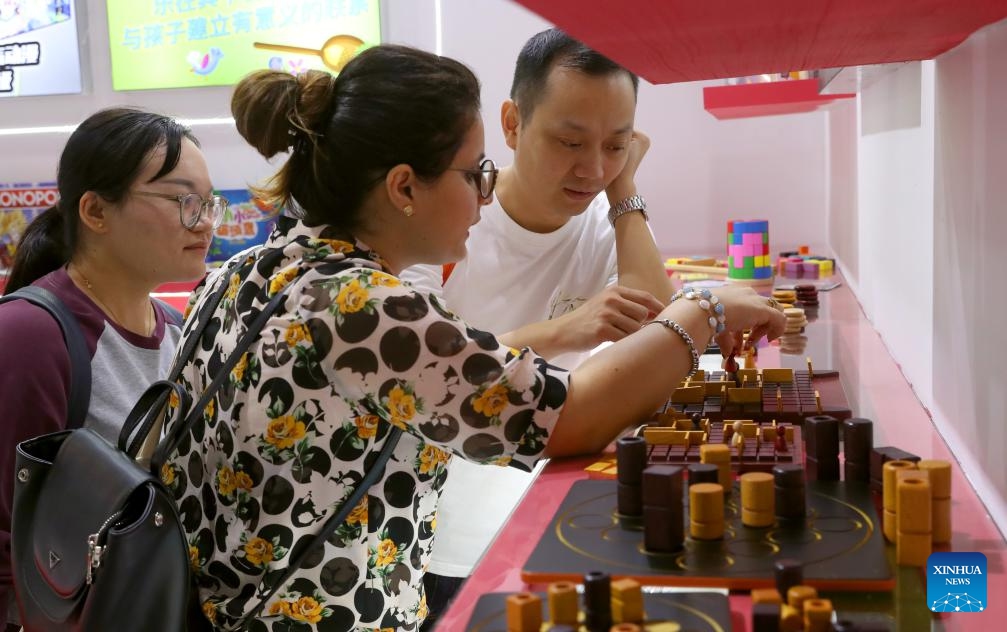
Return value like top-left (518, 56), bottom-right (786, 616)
top-left (691, 369), bottom-right (706, 382)
top-left (585, 461), bottom-right (614, 473)
top-left (643, 428), bottom-right (690, 446)
top-left (689, 483), bottom-right (725, 523)
top-left (742, 507), bottom-right (775, 528)
top-left (760, 426), bottom-right (778, 443)
top-left (896, 531), bottom-right (932, 566)
top-left (737, 368), bottom-right (760, 383)
top-left (896, 472), bottom-right (932, 534)
top-left (689, 519), bottom-right (725, 540)
top-left (784, 425), bottom-right (794, 442)
top-left (786, 585), bottom-right (818, 611)
top-left (750, 588), bottom-right (783, 605)
top-left (883, 508), bottom-right (897, 543)
top-left (740, 472), bottom-right (775, 510)
top-left (611, 577), bottom-right (644, 624)
top-left (671, 385), bottom-right (706, 404)
top-left (761, 368), bottom-right (795, 384)
top-left (814, 390), bottom-right (822, 413)
top-left (547, 582), bottom-right (578, 625)
top-left (727, 387), bottom-right (763, 403)
top-left (917, 460), bottom-right (952, 498)
top-left (883, 460), bottom-right (918, 512)
top-left (505, 592), bottom-right (542, 632)
top-left (700, 443), bottom-right (730, 463)
top-left (803, 598), bottom-right (833, 632)
top-left (779, 603), bottom-right (803, 631)
top-left (705, 381), bottom-right (728, 396)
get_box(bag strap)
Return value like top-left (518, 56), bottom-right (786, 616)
top-left (240, 425), bottom-right (404, 626)
top-left (117, 271), bottom-right (234, 456)
top-left (0, 286), bottom-right (91, 429)
top-left (149, 286), bottom-right (291, 473)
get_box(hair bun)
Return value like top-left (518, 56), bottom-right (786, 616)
top-left (232, 69), bottom-right (335, 159)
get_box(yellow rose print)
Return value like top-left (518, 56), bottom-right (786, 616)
top-left (375, 539), bottom-right (398, 567)
top-left (169, 390), bottom-right (179, 409)
top-left (232, 352), bottom-right (248, 382)
top-left (244, 537), bottom-right (274, 566)
top-left (268, 267), bottom-right (299, 295)
top-left (346, 496), bottom-right (368, 525)
top-left (284, 323), bottom-right (310, 347)
top-left (312, 238), bottom-right (354, 253)
top-left (202, 601), bottom-right (217, 624)
top-left (189, 545), bottom-right (200, 570)
top-left (354, 414), bottom-right (379, 439)
top-left (160, 462), bottom-right (176, 486)
top-left (235, 471), bottom-right (254, 491)
top-left (225, 273), bottom-right (240, 300)
top-left (204, 398), bottom-right (215, 419)
top-left (265, 415), bottom-right (307, 450)
top-left (290, 596), bottom-right (324, 624)
top-left (418, 445), bottom-right (448, 475)
top-left (387, 385), bottom-right (416, 428)
top-left (491, 455), bottom-right (513, 467)
top-left (371, 271), bottom-right (401, 287)
top-left (217, 466), bottom-right (237, 497)
top-left (335, 279), bottom-right (369, 314)
top-left (268, 600), bottom-right (292, 617)
top-left (473, 384), bottom-right (509, 418)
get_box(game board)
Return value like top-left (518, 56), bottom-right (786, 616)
top-left (662, 367), bottom-right (851, 425)
top-left (464, 591), bottom-right (731, 632)
top-left (522, 479), bottom-right (894, 591)
top-left (586, 423), bottom-right (804, 479)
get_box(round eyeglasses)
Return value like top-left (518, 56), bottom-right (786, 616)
top-left (447, 158), bottom-right (498, 200)
top-left (133, 191), bottom-right (229, 229)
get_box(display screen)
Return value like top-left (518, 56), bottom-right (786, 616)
top-left (106, 0), bottom-right (381, 91)
top-left (0, 1), bottom-right (82, 97)
top-left (0, 182), bottom-right (59, 272)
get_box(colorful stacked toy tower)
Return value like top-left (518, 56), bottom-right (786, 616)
top-left (727, 220), bottom-right (773, 282)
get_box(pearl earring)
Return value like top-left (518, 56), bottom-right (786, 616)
top-left (402, 205), bottom-right (414, 217)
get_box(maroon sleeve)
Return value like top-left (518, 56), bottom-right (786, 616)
top-left (0, 299), bottom-right (72, 617)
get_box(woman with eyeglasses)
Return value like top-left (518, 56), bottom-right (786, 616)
top-left (167, 45), bottom-right (785, 631)
top-left (0, 107), bottom-right (220, 631)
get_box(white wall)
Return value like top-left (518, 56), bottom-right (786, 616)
top-left (1, 0), bottom-right (829, 257)
top-left (831, 18), bottom-right (1007, 534)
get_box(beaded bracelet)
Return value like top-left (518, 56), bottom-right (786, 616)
top-left (642, 318), bottom-right (700, 378)
top-left (670, 286), bottom-right (726, 334)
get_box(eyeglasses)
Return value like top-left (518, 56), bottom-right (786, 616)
top-left (133, 191), bottom-right (229, 229)
top-left (448, 158), bottom-right (498, 200)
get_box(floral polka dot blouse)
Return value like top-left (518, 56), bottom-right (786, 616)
top-left (163, 217), bottom-right (569, 631)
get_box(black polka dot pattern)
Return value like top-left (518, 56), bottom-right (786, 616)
top-left (162, 219), bottom-right (569, 630)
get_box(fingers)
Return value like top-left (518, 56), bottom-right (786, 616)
top-left (612, 286), bottom-right (665, 316)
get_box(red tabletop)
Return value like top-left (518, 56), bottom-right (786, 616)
top-left (436, 274), bottom-right (1006, 631)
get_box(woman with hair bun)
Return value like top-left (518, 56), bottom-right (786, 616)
top-left (0, 107), bottom-right (221, 631)
top-left (169, 44), bottom-right (785, 631)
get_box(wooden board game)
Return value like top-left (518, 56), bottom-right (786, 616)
top-left (464, 590), bottom-right (731, 632)
top-left (522, 479), bottom-right (894, 591)
top-left (662, 368), bottom-right (851, 425)
top-left (586, 424), bottom-right (804, 479)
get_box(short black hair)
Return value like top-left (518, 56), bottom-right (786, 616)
top-left (509, 28), bottom-right (639, 123)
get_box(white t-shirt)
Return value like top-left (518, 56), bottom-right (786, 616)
top-left (400, 194), bottom-right (617, 576)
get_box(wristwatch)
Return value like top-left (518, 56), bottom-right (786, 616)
top-left (608, 194), bottom-right (648, 226)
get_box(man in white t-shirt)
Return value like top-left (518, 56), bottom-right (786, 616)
top-left (400, 28), bottom-right (672, 626)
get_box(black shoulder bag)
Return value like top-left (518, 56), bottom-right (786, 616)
top-left (11, 267), bottom-right (402, 632)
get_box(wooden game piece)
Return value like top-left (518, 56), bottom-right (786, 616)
top-left (723, 422), bottom-right (735, 443)
top-left (841, 418), bottom-right (873, 483)
top-left (744, 347), bottom-right (757, 369)
top-left (751, 587), bottom-right (783, 605)
top-left (699, 443), bottom-right (732, 491)
top-left (895, 471), bottom-right (932, 533)
top-left (786, 585), bottom-right (818, 611)
top-left (740, 472), bottom-right (775, 526)
top-left (583, 571), bottom-right (612, 632)
top-left (505, 592), bottom-right (542, 632)
top-left (882, 460), bottom-right (917, 541)
top-left (688, 463), bottom-right (719, 486)
top-left (642, 465), bottom-right (684, 507)
top-left (896, 531), bottom-right (932, 567)
top-left (610, 578), bottom-right (643, 624)
top-left (752, 602), bottom-right (781, 632)
top-left (772, 464), bottom-right (806, 520)
top-left (870, 446), bottom-right (920, 492)
top-left (773, 559), bottom-right (803, 597)
top-left (774, 432), bottom-right (788, 453)
top-left (803, 598), bottom-right (833, 632)
top-left (804, 415), bottom-right (839, 457)
top-left (916, 459), bottom-right (951, 497)
top-left (616, 481), bottom-right (643, 516)
top-left (642, 505), bottom-right (684, 553)
top-left (691, 411), bottom-right (703, 429)
top-left (616, 436), bottom-right (647, 485)
top-left (547, 582), bottom-right (578, 625)
top-left (689, 482), bottom-right (725, 540)
top-left (778, 603), bottom-right (803, 632)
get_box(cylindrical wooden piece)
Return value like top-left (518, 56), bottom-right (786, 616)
top-left (506, 593), bottom-right (542, 632)
top-left (786, 585), bottom-right (818, 611)
top-left (688, 463), bottom-right (720, 486)
top-left (896, 473), bottom-right (932, 534)
top-left (882, 460), bottom-right (917, 511)
top-left (773, 559), bottom-right (803, 597)
top-left (803, 598), bottom-right (833, 632)
top-left (932, 497), bottom-right (952, 544)
top-left (917, 459), bottom-right (951, 498)
top-left (547, 582), bottom-right (578, 625)
top-left (741, 472), bottom-right (775, 510)
top-left (616, 436), bottom-right (647, 485)
top-left (689, 483), bottom-right (725, 523)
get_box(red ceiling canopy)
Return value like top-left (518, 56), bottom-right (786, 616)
top-left (513, 0), bottom-right (1007, 84)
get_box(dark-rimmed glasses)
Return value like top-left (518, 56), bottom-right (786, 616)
top-left (448, 158), bottom-right (498, 200)
top-left (133, 191), bottom-right (229, 229)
